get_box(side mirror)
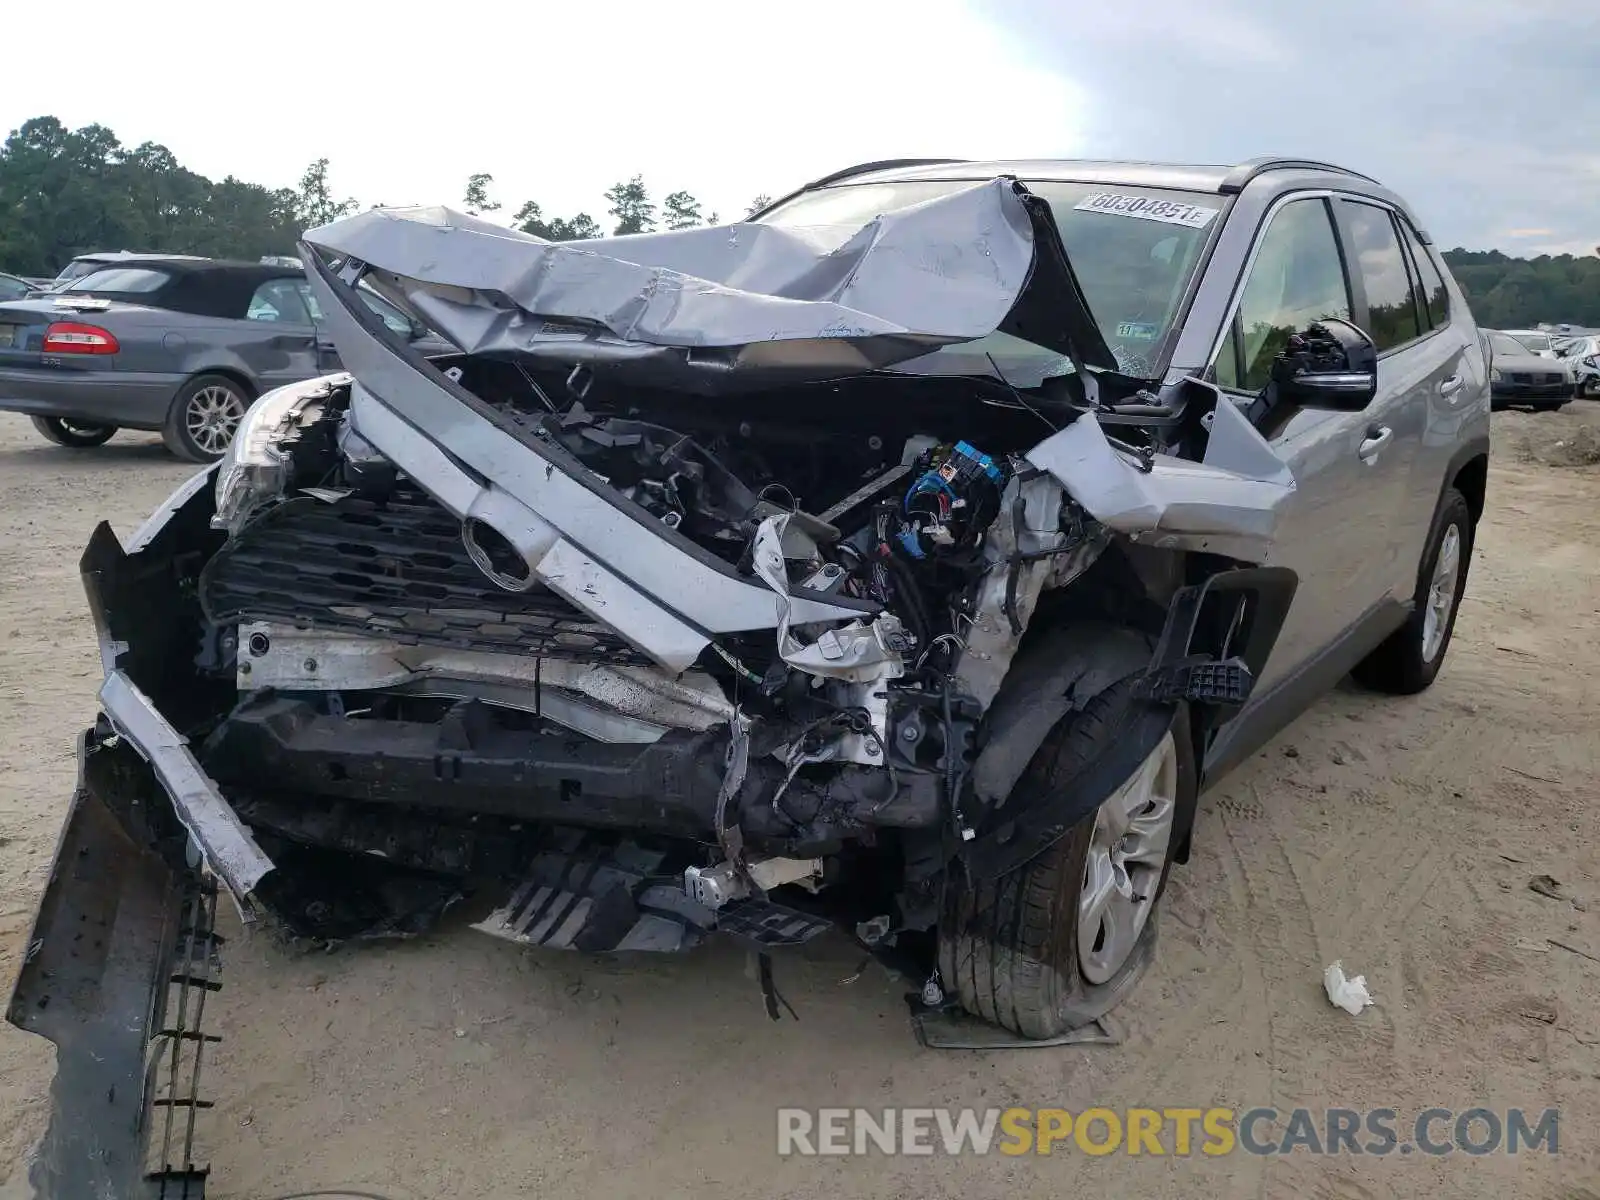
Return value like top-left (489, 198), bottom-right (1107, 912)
top-left (1270, 318), bottom-right (1377, 410)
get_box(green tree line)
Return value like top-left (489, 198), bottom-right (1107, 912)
top-left (1, 116), bottom-right (1591, 331)
top-left (1441, 248), bottom-right (1600, 330)
top-left (0, 117), bottom-right (771, 278)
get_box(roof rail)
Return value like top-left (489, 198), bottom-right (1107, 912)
top-left (1218, 157), bottom-right (1379, 194)
top-left (800, 158), bottom-right (969, 190)
top-left (748, 158), bottom-right (969, 220)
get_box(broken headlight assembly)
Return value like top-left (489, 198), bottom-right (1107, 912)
top-left (212, 373), bottom-right (347, 534)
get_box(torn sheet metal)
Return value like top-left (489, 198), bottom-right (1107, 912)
top-left (1024, 398), bottom-right (1294, 562)
top-left (953, 473), bottom-right (1104, 709)
top-left (235, 622), bottom-right (735, 734)
top-left (99, 670), bottom-right (273, 902)
top-left (303, 178), bottom-right (1111, 394)
top-left (336, 372), bottom-right (869, 673)
top-left (752, 514), bottom-right (908, 683)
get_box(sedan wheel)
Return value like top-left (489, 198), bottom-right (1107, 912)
top-left (162, 375), bottom-right (252, 462)
top-left (29, 416), bottom-right (117, 448)
top-left (187, 386), bottom-right (246, 455)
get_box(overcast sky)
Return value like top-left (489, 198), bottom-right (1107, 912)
top-left (6, 0), bottom-right (1591, 254)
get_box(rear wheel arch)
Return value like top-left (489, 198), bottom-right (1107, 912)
top-left (179, 364), bottom-right (257, 401)
top-left (1451, 452), bottom-right (1488, 527)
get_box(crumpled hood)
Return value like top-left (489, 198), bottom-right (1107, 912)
top-left (300, 178), bottom-right (1114, 393)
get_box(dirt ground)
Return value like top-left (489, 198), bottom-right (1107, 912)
top-left (1, 405), bottom-right (1597, 1200)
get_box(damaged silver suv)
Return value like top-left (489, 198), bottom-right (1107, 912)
top-left (10, 157), bottom-right (1490, 1196)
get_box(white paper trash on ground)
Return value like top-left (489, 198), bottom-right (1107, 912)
top-left (1323, 961), bottom-right (1375, 1016)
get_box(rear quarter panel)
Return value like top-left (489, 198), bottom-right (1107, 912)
top-left (127, 312), bottom-right (318, 394)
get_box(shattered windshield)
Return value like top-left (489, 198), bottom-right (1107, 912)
top-left (758, 178), bottom-right (1221, 380)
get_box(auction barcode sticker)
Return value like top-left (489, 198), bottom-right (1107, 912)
top-left (1074, 193), bottom-right (1220, 229)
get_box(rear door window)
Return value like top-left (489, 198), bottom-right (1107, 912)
top-left (1214, 197), bottom-right (1352, 392)
top-left (64, 267), bottom-right (171, 294)
top-left (1397, 221), bottom-right (1449, 331)
top-left (296, 280), bottom-right (417, 337)
top-left (247, 279), bottom-right (314, 324)
top-left (1338, 201), bottom-right (1423, 352)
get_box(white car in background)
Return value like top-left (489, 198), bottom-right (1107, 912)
top-left (1555, 334), bottom-right (1600, 397)
top-left (1503, 328), bottom-right (1559, 358)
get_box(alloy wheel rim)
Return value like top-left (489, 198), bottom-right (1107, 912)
top-left (1421, 524), bottom-right (1462, 663)
top-left (1077, 731), bottom-right (1179, 985)
top-left (186, 386), bottom-right (245, 455)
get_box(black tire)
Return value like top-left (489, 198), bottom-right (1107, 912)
top-left (1353, 488), bottom-right (1473, 695)
top-left (938, 683), bottom-right (1197, 1039)
top-left (29, 416), bottom-right (116, 448)
top-left (161, 373), bottom-right (252, 463)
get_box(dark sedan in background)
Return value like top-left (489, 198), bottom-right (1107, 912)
top-left (0, 258), bottom-right (446, 460)
top-left (1486, 328), bottom-right (1573, 412)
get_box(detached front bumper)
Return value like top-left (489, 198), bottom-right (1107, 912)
top-left (7, 727), bottom-right (218, 1200)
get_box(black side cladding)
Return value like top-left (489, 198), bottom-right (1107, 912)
top-left (960, 567), bottom-right (1295, 880)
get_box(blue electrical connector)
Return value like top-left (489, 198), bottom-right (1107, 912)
top-left (897, 441), bottom-right (1010, 559)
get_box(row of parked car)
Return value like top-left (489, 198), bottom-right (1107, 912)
top-left (0, 250), bottom-right (449, 460)
top-left (1484, 325), bottom-right (1599, 411)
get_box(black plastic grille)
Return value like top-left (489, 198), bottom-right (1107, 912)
top-left (201, 488), bottom-right (650, 663)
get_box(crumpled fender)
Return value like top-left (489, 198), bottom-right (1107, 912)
top-left (1025, 396), bottom-right (1295, 563)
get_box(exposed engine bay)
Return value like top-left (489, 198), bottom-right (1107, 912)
top-left (192, 362), bottom-right (1120, 939)
top-left (66, 182), bottom-right (1304, 965)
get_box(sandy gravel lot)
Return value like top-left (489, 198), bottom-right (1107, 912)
top-left (1, 406), bottom-right (1597, 1200)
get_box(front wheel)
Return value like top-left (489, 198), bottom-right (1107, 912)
top-left (939, 683), bottom-right (1196, 1039)
top-left (30, 416), bottom-right (116, 448)
top-left (1353, 488), bottom-right (1472, 694)
top-left (162, 374), bottom-right (252, 462)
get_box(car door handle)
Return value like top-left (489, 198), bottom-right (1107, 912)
top-left (1358, 425), bottom-right (1392, 461)
top-left (1439, 374), bottom-right (1463, 396)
